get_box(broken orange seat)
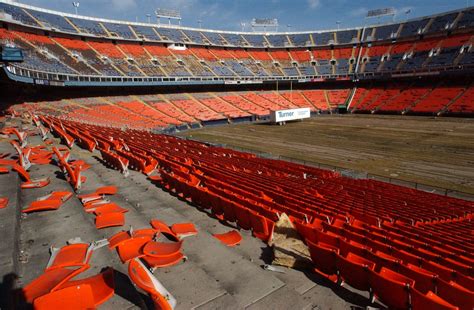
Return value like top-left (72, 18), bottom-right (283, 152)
top-left (0, 197), bottom-right (8, 209)
top-left (116, 236), bottom-right (150, 263)
top-left (109, 231), bottom-right (132, 249)
top-left (77, 185), bottom-right (118, 200)
top-left (143, 241), bottom-right (183, 258)
top-left (12, 164), bottom-right (50, 189)
top-left (93, 203), bottom-right (129, 216)
top-left (95, 212), bottom-right (125, 229)
top-left (171, 223), bottom-right (198, 239)
top-left (0, 159), bottom-right (16, 166)
top-left (83, 199), bottom-right (110, 211)
top-left (0, 166), bottom-right (9, 174)
top-left (22, 199), bottom-right (63, 213)
top-left (213, 230), bottom-right (242, 247)
top-left (108, 229), bottom-right (159, 250)
top-left (128, 258), bottom-right (177, 310)
top-left (58, 267), bottom-right (115, 307)
top-left (143, 251), bottom-right (185, 269)
top-left (22, 265), bottom-right (89, 303)
top-left (38, 191), bottom-right (73, 203)
top-left (46, 243), bottom-right (92, 270)
top-left (33, 284), bottom-right (95, 310)
top-left (150, 219), bottom-right (178, 241)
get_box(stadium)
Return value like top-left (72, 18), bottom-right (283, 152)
top-left (0, 0), bottom-right (473, 308)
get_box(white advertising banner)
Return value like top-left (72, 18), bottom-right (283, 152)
top-left (270, 108), bottom-right (311, 123)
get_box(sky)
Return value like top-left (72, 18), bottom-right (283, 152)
top-left (15, 0), bottom-right (472, 31)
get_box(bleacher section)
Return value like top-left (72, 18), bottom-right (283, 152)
top-left (350, 84), bottom-right (474, 115)
top-left (23, 113), bottom-right (474, 310)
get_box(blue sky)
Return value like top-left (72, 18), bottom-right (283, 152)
top-left (17, 0), bottom-right (471, 31)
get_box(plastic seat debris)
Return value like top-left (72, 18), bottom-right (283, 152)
top-left (12, 164), bottom-right (50, 189)
top-left (0, 197), bottom-right (8, 209)
top-left (128, 258), bottom-right (177, 310)
top-left (150, 219), bottom-right (179, 241)
top-left (143, 252), bottom-right (186, 269)
top-left (116, 236), bottom-right (151, 263)
top-left (32, 284), bottom-right (96, 310)
top-left (37, 191), bottom-right (73, 203)
top-left (58, 267), bottom-right (115, 306)
top-left (46, 243), bottom-right (93, 270)
top-left (92, 203), bottom-right (129, 216)
top-left (212, 230), bottom-right (242, 247)
top-left (22, 199), bottom-right (63, 213)
top-left (143, 240), bottom-right (183, 258)
top-left (23, 191), bottom-right (73, 213)
top-left (95, 212), bottom-right (125, 229)
top-left (170, 223), bottom-right (198, 239)
top-left (109, 228), bottom-right (159, 250)
top-left (77, 186), bottom-right (118, 200)
top-left (22, 265), bottom-right (90, 303)
top-left (0, 166), bottom-right (9, 174)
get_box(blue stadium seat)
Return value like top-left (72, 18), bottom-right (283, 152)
top-left (266, 35), bottom-right (289, 47)
top-left (27, 10), bottom-right (77, 33)
top-left (132, 25), bottom-right (161, 40)
top-left (399, 19), bottom-right (429, 37)
top-left (336, 30), bottom-right (358, 44)
top-left (288, 33), bottom-right (312, 46)
top-left (181, 30), bottom-right (205, 44)
top-left (314, 32), bottom-right (334, 45)
top-left (0, 3), bottom-right (38, 26)
top-left (69, 17), bottom-right (107, 36)
top-left (103, 23), bottom-right (136, 39)
top-left (243, 34), bottom-right (266, 47)
top-left (428, 13), bottom-right (459, 33)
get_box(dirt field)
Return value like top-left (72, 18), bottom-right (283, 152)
top-left (178, 115), bottom-right (474, 195)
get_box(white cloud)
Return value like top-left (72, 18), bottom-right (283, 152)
top-left (350, 7), bottom-right (367, 17)
top-left (307, 0), bottom-right (320, 9)
top-left (109, 0), bottom-right (136, 11)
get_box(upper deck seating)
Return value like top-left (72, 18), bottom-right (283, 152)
top-left (336, 30), bottom-right (358, 44)
top-left (102, 23), bottom-right (136, 39)
top-left (27, 9), bottom-right (77, 33)
top-left (0, 3), bottom-right (38, 26)
top-left (68, 18), bottom-right (107, 36)
top-left (288, 33), bottom-right (312, 46)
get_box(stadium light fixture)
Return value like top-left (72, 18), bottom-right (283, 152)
top-left (336, 21), bottom-right (341, 30)
top-left (155, 8), bottom-right (182, 26)
top-left (146, 14), bottom-right (151, 23)
top-left (72, 2), bottom-right (79, 15)
top-left (198, 19), bottom-right (202, 29)
top-left (366, 7), bottom-right (395, 23)
top-left (251, 18), bottom-right (279, 32)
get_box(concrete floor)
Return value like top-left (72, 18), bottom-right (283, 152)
top-left (0, 118), bottom-right (382, 309)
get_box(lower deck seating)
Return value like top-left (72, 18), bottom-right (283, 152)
top-left (350, 84), bottom-right (473, 114)
top-left (32, 114), bottom-right (474, 310)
